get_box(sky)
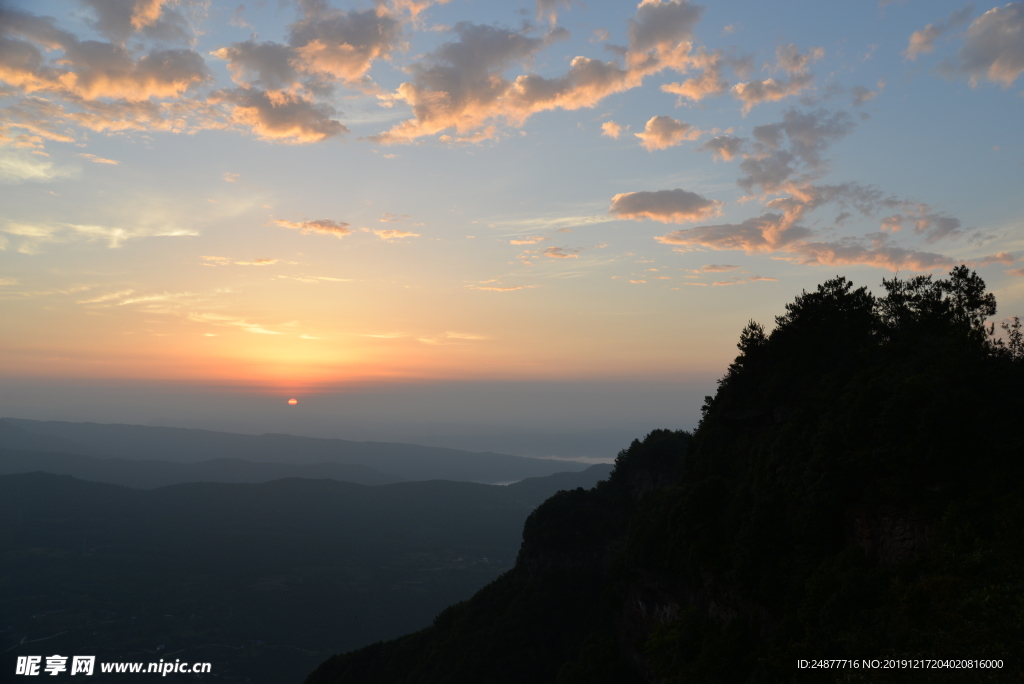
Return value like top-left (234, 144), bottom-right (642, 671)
top-left (1, 0), bottom-right (1022, 458)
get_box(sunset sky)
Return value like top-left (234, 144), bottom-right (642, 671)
top-left (1, 0), bottom-right (1022, 454)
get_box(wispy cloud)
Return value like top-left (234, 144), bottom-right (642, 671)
top-left (416, 330), bottom-right (490, 344)
top-left (79, 152), bottom-right (119, 165)
top-left (274, 218), bottom-right (351, 238)
top-left (188, 312), bottom-right (284, 335)
top-left (372, 229), bottom-right (420, 240)
top-left (3, 220), bottom-right (195, 251)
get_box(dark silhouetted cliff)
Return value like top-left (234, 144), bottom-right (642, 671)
top-left (307, 267), bottom-right (1023, 684)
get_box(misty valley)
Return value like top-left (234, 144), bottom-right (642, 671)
top-left (0, 422), bottom-right (608, 682)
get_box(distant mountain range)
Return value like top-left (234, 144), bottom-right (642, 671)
top-left (0, 418), bottom-right (591, 484)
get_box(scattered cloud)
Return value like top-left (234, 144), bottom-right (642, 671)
top-left (544, 246), bottom-right (581, 258)
top-left (610, 188), bottom-right (723, 224)
top-left (223, 172), bottom-right (239, 182)
top-left (701, 264), bottom-right (739, 272)
top-left (510, 235), bottom-right (546, 245)
top-left (371, 0), bottom-right (732, 143)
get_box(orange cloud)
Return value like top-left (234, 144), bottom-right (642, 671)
top-left (659, 47), bottom-right (743, 103)
top-left (731, 73), bottom-right (813, 114)
top-left (979, 252), bottom-right (1016, 266)
top-left (55, 44), bottom-right (210, 101)
top-left (610, 188), bottom-right (723, 224)
top-left (79, 0), bottom-right (187, 44)
top-left (698, 135), bottom-right (744, 161)
top-left (786, 241), bottom-right (954, 271)
top-left (210, 88), bottom-right (347, 143)
top-left (634, 115), bottom-right (701, 151)
top-left (955, 4), bottom-right (1024, 86)
top-left (211, 8), bottom-right (400, 90)
top-left (601, 120), bottom-right (622, 139)
top-left (130, 0), bottom-right (174, 31)
top-left (274, 218), bottom-right (351, 237)
top-left (655, 207), bottom-right (954, 272)
top-left (510, 236), bottom-right (546, 245)
top-left (655, 213), bottom-right (809, 252)
top-left (291, 10), bottom-right (400, 84)
top-left (544, 246), bottom-right (581, 258)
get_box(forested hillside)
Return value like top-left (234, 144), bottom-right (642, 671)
top-left (307, 267), bottom-right (1024, 684)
